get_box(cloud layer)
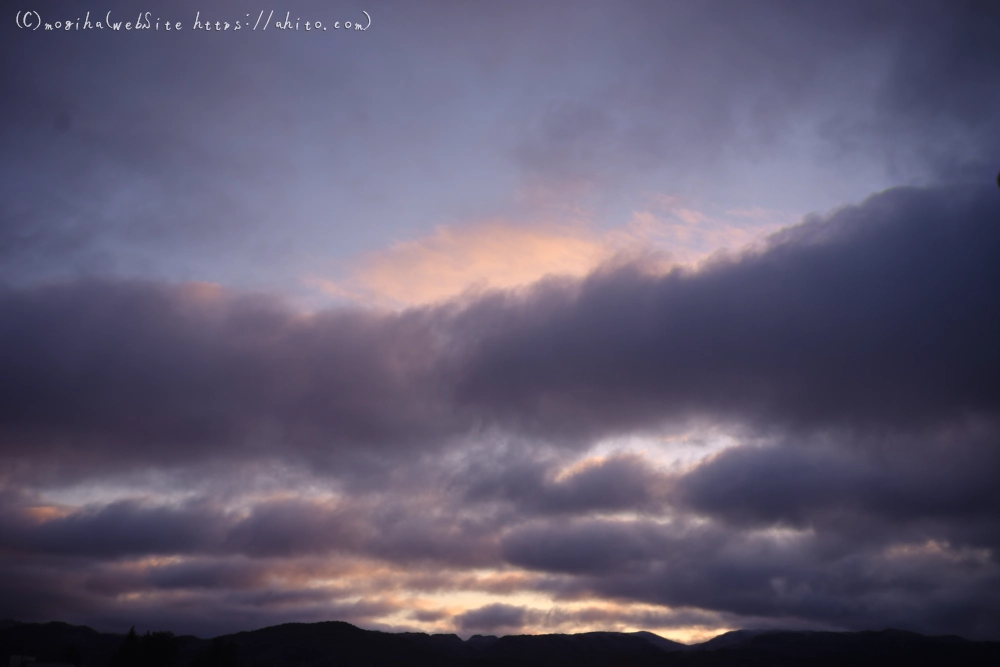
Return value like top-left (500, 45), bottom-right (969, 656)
top-left (1, 182), bottom-right (999, 638)
top-left (3, 0), bottom-right (999, 644)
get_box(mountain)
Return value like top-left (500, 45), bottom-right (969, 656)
top-left (3, 619), bottom-right (999, 667)
top-left (0, 620), bottom-right (131, 666)
top-left (675, 628), bottom-right (1000, 666)
top-left (692, 628), bottom-right (789, 650)
top-left (629, 630), bottom-right (690, 652)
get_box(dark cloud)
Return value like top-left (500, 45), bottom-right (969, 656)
top-left (0, 280), bottom-right (460, 479)
top-left (676, 432), bottom-right (1000, 534)
top-left (1, 178), bottom-right (999, 635)
top-left (3, 183), bottom-right (997, 479)
top-left (451, 598), bottom-right (770, 637)
top-left (6, 1), bottom-right (998, 290)
top-left (453, 604), bottom-right (528, 634)
top-left (4, 0), bottom-right (999, 644)
top-left (503, 515), bottom-right (1000, 639)
top-left (9, 565), bottom-right (406, 638)
top-left (0, 492), bottom-right (500, 568)
top-left (869, 0), bottom-right (1000, 180)
top-left (452, 184), bottom-right (1000, 440)
top-left (511, 0), bottom-right (1000, 191)
top-left (462, 452), bottom-right (667, 515)
top-left (141, 559), bottom-right (270, 592)
top-left (0, 499), bottom-right (223, 558)
top-left (502, 519), bottom-right (676, 577)
top-left (0, 0), bottom-right (493, 288)
top-left (222, 500), bottom-right (361, 559)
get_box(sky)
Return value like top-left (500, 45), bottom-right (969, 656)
top-left (1, 0), bottom-right (999, 643)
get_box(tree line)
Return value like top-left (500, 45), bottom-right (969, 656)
top-left (109, 627), bottom-right (238, 667)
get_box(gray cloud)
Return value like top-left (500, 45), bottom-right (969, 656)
top-left (6, 1), bottom-right (999, 291)
top-left (504, 0), bottom-right (1000, 202)
top-left (462, 452), bottom-right (668, 516)
top-left (454, 603), bottom-right (528, 634)
top-left (0, 499), bottom-right (223, 558)
top-left (451, 184), bottom-right (1000, 440)
top-left (0, 280), bottom-right (460, 480)
top-left (503, 515), bottom-right (1000, 639)
top-left (4, 0), bottom-right (999, 643)
top-left (3, 183), bottom-right (997, 482)
top-left (677, 432), bottom-right (1000, 533)
top-left (0, 492), bottom-right (500, 568)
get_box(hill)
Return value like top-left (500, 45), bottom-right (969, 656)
top-left (3, 618), bottom-right (999, 666)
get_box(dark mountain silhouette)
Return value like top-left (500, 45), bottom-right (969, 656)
top-left (628, 630), bottom-right (689, 652)
top-left (3, 618), bottom-right (999, 666)
top-left (464, 634), bottom-right (498, 649)
top-left (692, 628), bottom-right (787, 650)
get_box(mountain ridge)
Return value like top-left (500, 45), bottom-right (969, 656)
top-left (3, 618), bottom-right (999, 666)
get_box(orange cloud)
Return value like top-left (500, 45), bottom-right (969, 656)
top-left (22, 504), bottom-right (73, 523)
top-left (318, 221), bottom-right (609, 308)
top-left (312, 198), bottom-right (797, 308)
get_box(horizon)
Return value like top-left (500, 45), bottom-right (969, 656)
top-left (2, 0), bottom-right (1000, 645)
top-left (1, 616), bottom-right (978, 645)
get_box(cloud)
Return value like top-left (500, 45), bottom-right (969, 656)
top-left (462, 452), bottom-right (669, 516)
top-left (1, 183), bottom-right (997, 472)
top-left (502, 519), bottom-right (675, 577)
top-left (0, 182), bottom-right (998, 637)
top-left (319, 196), bottom-right (791, 309)
top-left (5, 0), bottom-right (998, 298)
top-left (3, 0), bottom-right (1000, 644)
top-left (0, 279), bottom-right (460, 479)
top-left (0, 491), bottom-right (501, 568)
top-left (319, 221), bottom-right (610, 308)
top-left (506, 0), bottom-right (1000, 193)
top-left (450, 184), bottom-right (1000, 440)
top-left (502, 514), bottom-right (1000, 638)
top-left (865, 0), bottom-right (1000, 180)
top-left (0, 499), bottom-right (224, 558)
top-left (676, 431), bottom-right (1000, 531)
top-left (454, 603), bottom-right (528, 634)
